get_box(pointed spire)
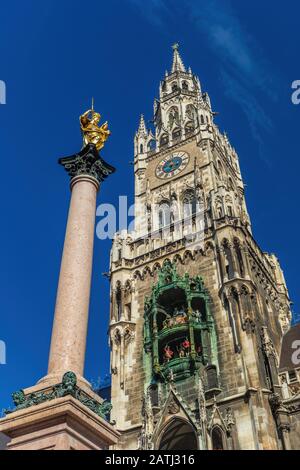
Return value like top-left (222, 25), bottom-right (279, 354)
top-left (137, 114), bottom-right (147, 136)
top-left (171, 43), bottom-right (186, 73)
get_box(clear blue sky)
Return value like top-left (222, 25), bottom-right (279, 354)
top-left (0, 0), bottom-right (299, 411)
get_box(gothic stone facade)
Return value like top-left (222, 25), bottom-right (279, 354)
top-left (108, 47), bottom-right (297, 450)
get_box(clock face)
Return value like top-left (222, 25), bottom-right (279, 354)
top-left (156, 152), bottom-right (189, 179)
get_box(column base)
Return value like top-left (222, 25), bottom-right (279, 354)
top-left (0, 395), bottom-right (120, 450)
top-left (37, 372), bottom-right (92, 395)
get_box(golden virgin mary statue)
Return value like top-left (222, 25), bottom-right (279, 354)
top-left (80, 100), bottom-right (111, 152)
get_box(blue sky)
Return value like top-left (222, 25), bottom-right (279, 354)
top-left (0, 0), bottom-right (299, 411)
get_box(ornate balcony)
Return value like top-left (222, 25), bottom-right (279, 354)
top-left (144, 260), bottom-right (218, 382)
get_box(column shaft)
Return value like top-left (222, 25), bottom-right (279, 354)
top-left (47, 176), bottom-right (98, 378)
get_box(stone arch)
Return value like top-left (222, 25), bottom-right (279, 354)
top-left (157, 417), bottom-right (198, 450)
top-left (143, 266), bottom-right (152, 278)
top-left (211, 425), bottom-right (226, 450)
top-left (173, 253), bottom-right (183, 265)
top-left (163, 257), bottom-right (172, 266)
top-left (153, 262), bottom-right (162, 273)
top-left (158, 200), bottom-right (171, 228)
top-left (182, 189), bottom-right (197, 218)
top-left (171, 82), bottom-right (178, 92)
top-left (147, 139), bottom-right (156, 151)
top-left (183, 250), bottom-right (194, 262)
top-left (133, 270), bottom-right (143, 281)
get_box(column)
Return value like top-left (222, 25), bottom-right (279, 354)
top-left (42, 143), bottom-right (115, 386)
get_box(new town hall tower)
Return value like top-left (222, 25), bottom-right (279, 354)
top-left (108, 46), bottom-right (295, 450)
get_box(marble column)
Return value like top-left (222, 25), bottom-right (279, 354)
top-left (0, 143), bottom-right (119, 451)
top-left (42, 144), bottom-right (115, 387)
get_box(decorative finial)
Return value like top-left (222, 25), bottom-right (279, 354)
top-left (79, 103), bottom-right (111, 152)
top-left (172, 42), bottom-right (179, 51)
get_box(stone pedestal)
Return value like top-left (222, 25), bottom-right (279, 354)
top-left (0, 396), bottom-right (119, 450)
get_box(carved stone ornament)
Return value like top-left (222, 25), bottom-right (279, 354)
top-left (5, 371), bottom-right (112, 421)
top-left (242, 316), bottom-right (256, 334)
top-left (223, 407), bottom-right (235, 429)
top-left (59, 143), bottom-right (115, 187)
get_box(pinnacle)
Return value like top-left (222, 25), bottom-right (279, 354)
top-left (137, 114), bottom-right (147, 135)
top-left (171, 43), bottom-right (186, 73)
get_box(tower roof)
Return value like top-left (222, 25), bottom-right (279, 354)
top-left (171, 43), bottom-right (186, 73)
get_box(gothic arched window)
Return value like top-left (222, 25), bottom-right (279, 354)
top-left (182, 81), bottom-right (189, 91)
top-left (171, 82), bottom-right (178, 92)
top-left (140, 144), bottom-right (144, 153)
top-left (159, 419), bottom-right (198, 450)
top-left (160, 134), bottom-right (169, 147)
top-left (159, 202), bottom-right (171, 229)
top-left (183, 191), bottom-right (197, 218)
top-left (148, 139), bottom-right (156, 151)
top-left (200, 115), bottom-right (205, 125)
top-left (211, 426), bottom-right (225, 450)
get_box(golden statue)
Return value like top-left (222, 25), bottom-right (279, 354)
top-left (80, 99), bottom-right (111, 152)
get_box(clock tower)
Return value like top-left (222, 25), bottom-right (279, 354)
top-left (109, 45), bottom-right (293, 450)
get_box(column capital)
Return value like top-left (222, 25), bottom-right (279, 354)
top-left (58, 143), bottom-right (115, 189)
